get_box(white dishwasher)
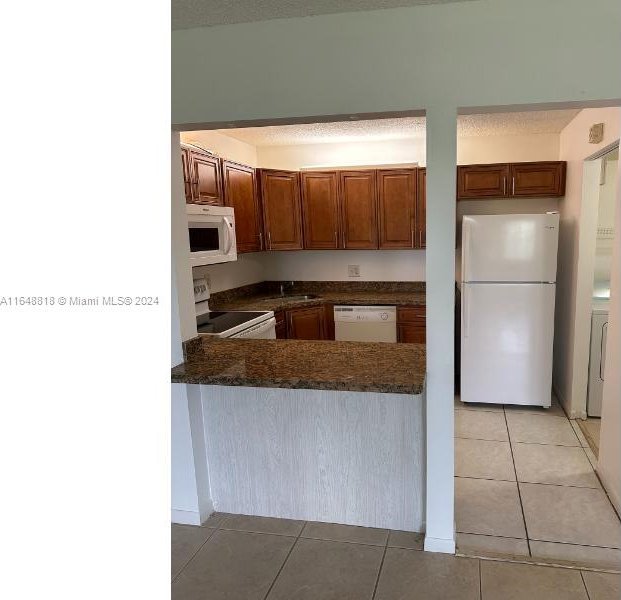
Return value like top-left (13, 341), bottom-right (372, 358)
top-left (334, 306), bottom-right (397, 343)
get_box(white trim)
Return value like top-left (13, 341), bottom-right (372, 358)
top-left (424, 535), bottom-right (456, 554)
top-left (171, 509), bottom-right (202, 526)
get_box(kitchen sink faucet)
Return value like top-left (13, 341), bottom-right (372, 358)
top-left (280, 281), bottom-right (294, 297)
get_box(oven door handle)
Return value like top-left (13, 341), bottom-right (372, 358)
top-left (222, 217), bottom-right (234, 254)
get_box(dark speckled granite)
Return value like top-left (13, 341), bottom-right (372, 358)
top-left (172, 337), bottom-right (425, 395)
top-left (209, 281), bottom-right (426, 312)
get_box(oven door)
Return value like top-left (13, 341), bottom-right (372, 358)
top-left (188, 215), bottom-right (237, 265)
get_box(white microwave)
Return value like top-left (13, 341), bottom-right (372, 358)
top-left (187, 204), bottom-right (237, 266)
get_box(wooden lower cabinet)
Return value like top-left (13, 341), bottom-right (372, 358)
top-left (324, 304), bottom-right (335, 341)
top-left (274, 310), bottom-right (287, 339)
top-left (397, 305), bottom-right (426, 344)
top-left (286, 306), bottom-right (327, 340)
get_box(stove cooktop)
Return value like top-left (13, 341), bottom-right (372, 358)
top-left (196, 311), bottom-right (270, 335)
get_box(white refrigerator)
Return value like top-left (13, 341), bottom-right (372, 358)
top-left (460, 213), bottom-right (559, 407)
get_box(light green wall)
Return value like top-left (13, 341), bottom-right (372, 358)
top-left (173, 0), bottom-right (621, 127)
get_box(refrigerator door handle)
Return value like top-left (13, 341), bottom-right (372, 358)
top-left (462, 220), bottom-right (471, 282)
top-left (463, 286), bottom-right (469, 338)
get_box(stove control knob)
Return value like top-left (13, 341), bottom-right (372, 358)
top-left (380, 312), bottom-right (388, 320)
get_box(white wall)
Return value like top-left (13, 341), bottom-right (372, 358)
top-left (597, 159), bottom-right (621, 512)
top-left (180, 130), bottom-right (258, 166)
top-left (256, 132), bottom-right (560, 171)
top-left (192, 253), bottom-right (268, 294)
top-left (457, 133), bottom-right (559, 164)
top-left (555, 108), bottom-right (621, 417)
top-left (172, 1), bottom-right (620, 127)
top-left (263, 250), bottom-right (424, 282)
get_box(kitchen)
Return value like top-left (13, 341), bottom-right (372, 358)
top-left (172, 108), bottom-right (621, 569)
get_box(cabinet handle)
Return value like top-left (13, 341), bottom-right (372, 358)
top-left (512, 176), bottom-right (515, 195)
top-left (259, 232), bottom-right (263, 249)
top-left (268, 231), bottom-right (272, 250)
top-left (334, 231), bottom-right (338, 248)
top-left (411, 228), bottom-right (415, 248)
top-left (503, 177), bottom-right (506, 195)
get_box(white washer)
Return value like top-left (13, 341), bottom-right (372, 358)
top-left (334, 306), bottom-right (397, 343)
top-left (587, 298), bottom-right (609, 417)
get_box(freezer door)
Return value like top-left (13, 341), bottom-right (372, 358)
top-left (461, 283), bottom-right (555, 406)
top-left (462, 213), bottom-right (559, 283)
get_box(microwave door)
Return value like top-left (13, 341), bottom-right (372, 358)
top-left (188, 221), bottom-right (221, 253)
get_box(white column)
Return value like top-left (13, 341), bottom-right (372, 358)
top-left (424, 106), bottom-right (457, 553)
top-left (171, 131), bottom-right (197, 349)
top-left (598, 148), bottom-right (621, 512)
top-left (171, 132), bottom-right (212, 524)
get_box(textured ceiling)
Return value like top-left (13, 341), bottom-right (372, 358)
top-left (217, 110), bottom-right (580, 147)
top-left (172, 0), bottom-right (474, 30)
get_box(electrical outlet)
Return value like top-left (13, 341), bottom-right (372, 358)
top-left (348, 265), bottom-right (360, 277)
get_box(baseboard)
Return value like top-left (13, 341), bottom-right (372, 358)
top-left (424, 535), bottom-right (456, 554)
top-left (596, 468), bottom-right (621, 515)
top-left (171, 509), bottom-right (202, 526)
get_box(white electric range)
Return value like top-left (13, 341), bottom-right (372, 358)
top-left (193, 278), bottom-right (276, 339)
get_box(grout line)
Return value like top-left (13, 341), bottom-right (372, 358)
top-left (371, 528), bottom-right (390, 600)
top-left (456, 435), bottom-right (582, 448)
top-left (580, 571), bottom-right (593, 600)
top-left (171, 527), bottom-right (218, 584)
top-left (261, 521), bottom-right (306, 600)
top-left (458, 476), bottom-right (602, 491)
top-left (503, 406), bottom-right (532, 557)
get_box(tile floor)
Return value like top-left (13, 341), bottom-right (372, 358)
top-left (172, 514), bottom-right (621, 600)
top-left (455, 396), bottom-right (621, 570)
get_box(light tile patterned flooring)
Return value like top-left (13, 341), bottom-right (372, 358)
top-left (172, 514), bottom-right (620, 600)
top-left (454, 396), bottom-right (621, 571)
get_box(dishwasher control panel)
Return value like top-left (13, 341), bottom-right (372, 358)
top-left (334, 306), bottom-right (397, 322)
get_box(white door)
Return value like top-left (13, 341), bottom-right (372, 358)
top-left (461, 283), bottom-right (556, 406)
top-left (462, 214), bottom-right (559, 283)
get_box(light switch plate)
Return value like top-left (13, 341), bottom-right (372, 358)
top-left (348, 265), bottom-right (360, 277)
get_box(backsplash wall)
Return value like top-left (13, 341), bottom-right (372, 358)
top-left (263, 250), bottom-right (425, 282)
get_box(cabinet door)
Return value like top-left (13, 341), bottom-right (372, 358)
top-left (457, 164), bottom-right (509, 199)
top-left (397, 305), bottom-right (426, 343)
top-left (181, 146), bottom-right (193, 203)
top-left (286, 306), bottom-right (326, 340)
top-left (260, 170), bottom-right (304, 250)
top-left (301, 171), bottom-right (340, 249)
top-left (222, 161), bottom-right (262, 253)
top-left (415, 168), bottom-right (426, 249)
top-left (274, 310), bottom-right (287, 339)
top-left (377, 169), bottom-right (417, 249)
top-left (510, 161), bottom-right (566, 197)
top-left (324, 304), bottom-right (335, 340)
top-left (339, 170), bottom-right (378, 249)
top-left (190, 151), bottom-right (223, 205)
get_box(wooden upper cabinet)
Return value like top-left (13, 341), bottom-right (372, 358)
top-left (286, 306), bottom-right (326, 340)
top-left (510, 162), bottom-right (566, 197)
top-left (222, 161), bottom-right (262, 253)
top-left (377, 169), bottom-right (417, 249)
top-left (457, 164), bottom-right (509, 199)
top-left (416, 168), bottom-right (426, 249)
top-left (181, 146), bottom-right (193, 203)
top-left (260, 169), bottom-right (304, 250)
top-left (301, 172), bottom-right (340, 249)
top-left (189, 150), bottom-right (224, 205)
top-left (339, 170), bottom-right (378, 249)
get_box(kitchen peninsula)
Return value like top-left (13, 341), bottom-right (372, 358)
top-left (171, 281), bottom-right (426, 532)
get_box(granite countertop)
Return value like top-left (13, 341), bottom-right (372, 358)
top-left (209, 281), bottom-right (426, 312)
top-left (172, 337), bottom-right (426, 395)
